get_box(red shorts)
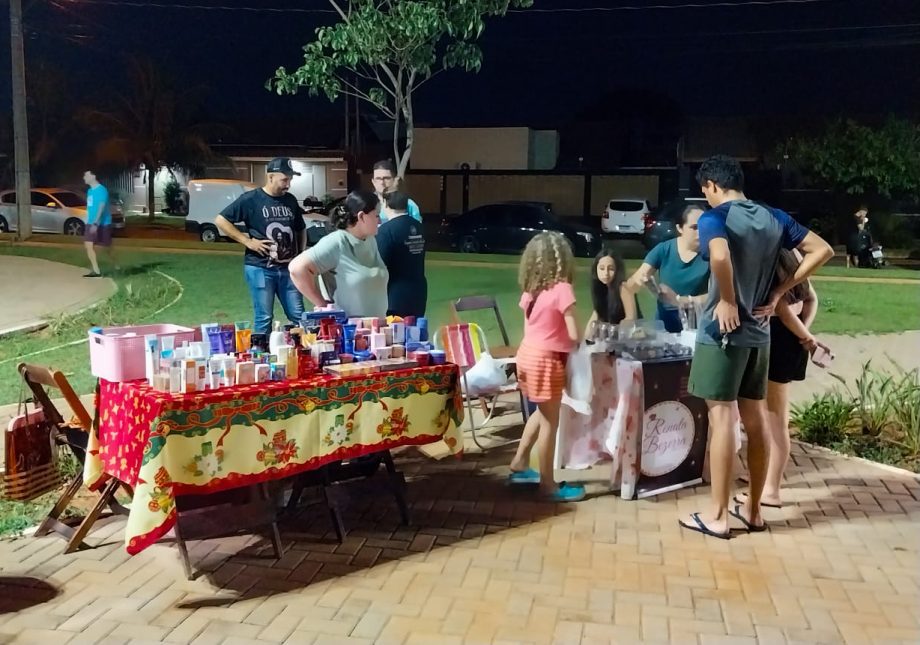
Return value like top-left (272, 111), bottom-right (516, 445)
top-left (515, 343), bottom-right (568, 403)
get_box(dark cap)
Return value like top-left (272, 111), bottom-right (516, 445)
top-left (266, 157), bottom-right (301, 177)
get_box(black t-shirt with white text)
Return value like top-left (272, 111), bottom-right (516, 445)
top-left (376, 214), bottom-right (427, 317)
top-left (220, 188), bottom-right (306, 268)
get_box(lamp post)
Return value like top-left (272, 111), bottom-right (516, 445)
top-left (10, 0), bottom-right (32, 240)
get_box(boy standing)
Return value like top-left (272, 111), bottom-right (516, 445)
top-left (682, 155), bottom-right (833, 539)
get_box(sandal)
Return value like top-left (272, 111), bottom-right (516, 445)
top-left (734, 493), bottom-right (781, 509)
top-left (729, 504), bottom-right (767, 532)
top-left (508, 468), bottom-right (540, 485)
top-left (678, 513), bottom-right (730, 540)
top-left (544, 482), bottom-right (586, 502)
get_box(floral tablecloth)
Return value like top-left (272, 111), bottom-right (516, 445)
top-left (85, 364), bottom-right (464, 554)
top-left (558, 354), bottom-right (726, 499)
top-left (557, 353), bottom-right (644, 499)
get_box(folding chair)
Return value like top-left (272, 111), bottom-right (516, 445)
top-left (450, 295), bottom-right (517, 359)
top-left (434, 323), bottom-right (529, 450)
top-left (17, 364), bottom-right (131, 553)
top-left (449, 295), bottom-right (530, 417)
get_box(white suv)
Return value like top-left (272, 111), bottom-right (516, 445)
top-left (601, 198), bottom-right (652, 236)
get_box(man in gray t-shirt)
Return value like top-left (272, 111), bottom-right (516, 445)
top-left (681, 155), bottom-right (833, 541)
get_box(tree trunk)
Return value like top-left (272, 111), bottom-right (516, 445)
top-left (146, 163), bottom-right (156, 222)
top-left (397, 102), bottom-right (413, 180)
top-left (392, 104), bottom-right (403, 180)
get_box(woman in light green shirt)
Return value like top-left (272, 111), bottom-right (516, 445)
top-left (289, 190), bottom-right (389, 318)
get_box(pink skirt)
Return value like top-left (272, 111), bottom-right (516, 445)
top-left (516, 343), bottom-right (568, 403)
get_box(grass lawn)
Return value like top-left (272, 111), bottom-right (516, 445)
top-left (123, 215), bottom-right (186, 228)
top-left (1, 245), bottom-right (919, 406)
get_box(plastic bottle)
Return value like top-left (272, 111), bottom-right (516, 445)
top-left (269, 320), bottom-right (287, 358)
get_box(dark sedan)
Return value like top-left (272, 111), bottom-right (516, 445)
top-left (441, 201), bottom-right (602, 257)
top-left (641, 197), bottom-right (709, 250)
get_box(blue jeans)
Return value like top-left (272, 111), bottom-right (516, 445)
top-left (243, 264), bottom-right (304, 336)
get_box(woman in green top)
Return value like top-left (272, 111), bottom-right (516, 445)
top-left (289, 190), bottom-right (390, 318)
top-left (626, 204), bottom-right (710, 333)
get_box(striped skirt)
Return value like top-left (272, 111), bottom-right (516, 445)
top-left (516, 343), bottom-right (568, 403)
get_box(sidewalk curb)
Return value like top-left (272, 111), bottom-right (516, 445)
top-left (795, 439), bottom-right (920, 481)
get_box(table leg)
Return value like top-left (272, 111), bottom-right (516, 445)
top-left (381, 451), bottom-right (410, 526)
top-left (173, 520), bottom-right (194, 581)
top-left (258, 483), bottom-right (284, 559)
top-left (322, 472), bottom-right (347, 543)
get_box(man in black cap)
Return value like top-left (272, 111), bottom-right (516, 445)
top-left (215, 157), bottom-right (307, 335)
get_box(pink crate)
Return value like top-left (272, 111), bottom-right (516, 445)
top-left (89, 324), bottom-right (196, 382)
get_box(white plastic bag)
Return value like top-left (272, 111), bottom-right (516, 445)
top-left (462, 352), bottom-right (508, 396)
top-left (564, 343), bottom-right (593, 414)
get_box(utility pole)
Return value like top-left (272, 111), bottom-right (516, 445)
top-left (10, 0), bottom-right (32, 240)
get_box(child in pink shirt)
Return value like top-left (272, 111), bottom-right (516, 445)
top-left (509, 232), bottom-right (585, 502)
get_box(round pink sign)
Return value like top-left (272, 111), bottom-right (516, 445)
top-left (641, 400), bottom-right (695, 477)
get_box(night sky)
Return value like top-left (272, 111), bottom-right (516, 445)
top-left (1, 0), bottom-right (919, 141)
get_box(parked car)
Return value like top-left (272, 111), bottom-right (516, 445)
top-left (601, 198), bottom-right (652, 236)
top-left (302, 196), bottom-right (340, 246)
top-left (441, 201), bottom-right (601, 257)
top-left (641, 197), bottom-right (709, 250)
top-left (0, 187), bottom-right (125, 235)
top-left (185, 179), bottom-right (258, 242)
top-left (185, 179), bottom-right (332, 244)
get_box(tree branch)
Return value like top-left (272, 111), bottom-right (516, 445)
top-left (411, 68), bottom-right (443, 93)
top-left (327, 0), bottom-right (349, 21)
top-left (356, 64), bottom-right (397, 99)
top-left (337, 74), bottom-right (396, 118)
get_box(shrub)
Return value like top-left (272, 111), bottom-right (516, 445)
top-left (163, 176), bottom-right (183, 214)
top-left (790, 391), bottom-right (854, 446)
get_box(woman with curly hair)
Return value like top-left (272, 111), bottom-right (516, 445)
top-left (508, 232), bottom-right (585, 502)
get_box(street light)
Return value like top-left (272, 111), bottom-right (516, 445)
top-left (9, 0), bottom-right (32, 240)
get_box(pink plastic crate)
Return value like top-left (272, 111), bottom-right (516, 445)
top-left (89, 324), bottom-right (196, 382)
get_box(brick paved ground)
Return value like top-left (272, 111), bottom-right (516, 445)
top-left (0, 421), bottom-right (918, 644)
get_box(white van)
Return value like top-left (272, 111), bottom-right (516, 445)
top-left (185, 179), bottom-right (257, 242)
top-left (185, 178), bottom-right (331, 244)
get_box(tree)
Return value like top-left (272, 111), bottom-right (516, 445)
top-left (269, 0), bottom-right (532, 178)
top-left (80, 57), bottom-right (224, 220)
top-left (27, 61), bottom-right (70, 176)
top-left (788, 117), bottom-right (920, 199)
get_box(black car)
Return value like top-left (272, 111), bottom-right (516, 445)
top-left (442, 201), bottom-right (602, 257)
top-left (641, 197), bottom-right (709, 250)
top-left (302, 196), bottom-right (342, 246)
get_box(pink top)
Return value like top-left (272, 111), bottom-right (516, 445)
top-left (519, 281), bottom-right (577, 353)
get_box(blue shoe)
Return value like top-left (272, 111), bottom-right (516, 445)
top-left (508, 468), bottom-right (540, 485)
top-left (545, 482), bottom-right (586, 502)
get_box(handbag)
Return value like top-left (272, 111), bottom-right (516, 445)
top-left (1, 382), bottom-right (62, 501)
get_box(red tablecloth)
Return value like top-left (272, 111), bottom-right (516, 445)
top-left (85, 365), bottom-right (464, 553)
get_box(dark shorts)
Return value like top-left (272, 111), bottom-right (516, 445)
top-left (768, 318), bottom-right (808, 384)
top-left (688, 342), bottom-right (770, 401)
top-left (84, 224), bottom-right (113, 246)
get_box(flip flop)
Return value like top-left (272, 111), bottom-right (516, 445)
top-left (729, 504), bottom-right (767, 533)
top-left (678, 513), bottom-right (730, 540)
top-left (544, 482), bottom-right (586, 502)
top-left (508, 468), bottom-right (540, 485)
top-left (734, 494), bottom-right (782, 509)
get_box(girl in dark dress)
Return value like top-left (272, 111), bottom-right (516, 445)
top-left (738, 249), bottom-right (831, 508)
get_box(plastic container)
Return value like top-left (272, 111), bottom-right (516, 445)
top-left (89, 324), bottom-right (196, 382)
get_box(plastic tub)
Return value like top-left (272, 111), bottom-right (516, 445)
top-left (89, 323), bottom-right (196, 382)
